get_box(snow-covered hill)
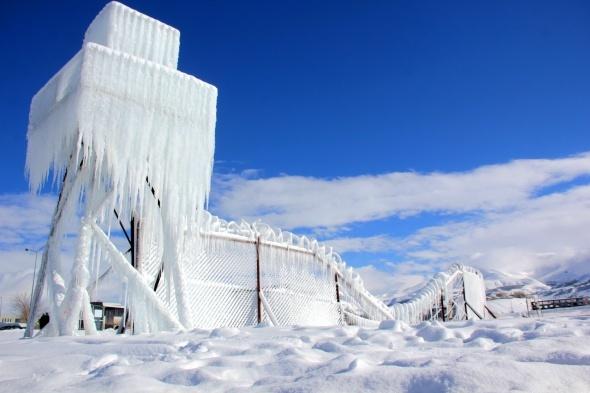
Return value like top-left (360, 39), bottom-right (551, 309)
top-left (1, 307), bottom-right (589, 392)
top-left (540, 275), bottom-right (590, 299)
top-left (482, 269), bottom-right (590, 300)
top-left (482, 269), bottom-right (549, 299)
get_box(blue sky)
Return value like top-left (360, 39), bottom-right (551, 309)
top-left (1, 1), bottom-right (590, 296)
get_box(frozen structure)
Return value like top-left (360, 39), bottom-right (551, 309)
top-left (388, 264), bottom-right (492, 325)
top-left (25, 2), bottom-right (216, 337)
top-left (25, 2), bottom-right (489, 337)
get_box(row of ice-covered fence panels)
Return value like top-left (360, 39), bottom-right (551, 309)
top-left (151, 228), bottom-right (393, 329)
top-left (387, 265), bottom-right (486, 325)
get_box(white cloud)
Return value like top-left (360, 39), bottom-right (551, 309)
top-left (212, 152), bottom-right (590, 230)
top-left (400, 184), bottom-right (590, 276)
top-left (0, 193), bottom-right (55, 301)
top-left (332, 182), bottom-right (590, 293)
top-left (325, 235), bottom-right (401, 253)
top-left (212, 152), bottom-right (590, 286)
top-left (0, 250), bottom-right (37, 305)
top-left (0, 193), bottom-right (55, 249)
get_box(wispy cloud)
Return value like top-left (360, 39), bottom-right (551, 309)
top-left (398, 184), bottom-right (590, 276)
top-left (325, 235), bottom-right (401, 254)
top-left (212, 152), bottom-right (590, 230)
top-left (0, 193), bottom-right (56, 251)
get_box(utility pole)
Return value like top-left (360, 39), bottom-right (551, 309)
top-left (25, 247), bottom-right (42, 325)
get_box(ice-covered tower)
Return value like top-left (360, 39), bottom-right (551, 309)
top-left (25, 2), bottom-right (217, 337)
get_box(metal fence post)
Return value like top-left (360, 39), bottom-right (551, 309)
top-left (255, 236), bottom-right (262, 324)
top-left (335, 273), bottom-right (341, 303)
top-left (335, 272), bottom-right (344, 325)
top-left (462, 280), bottom-right (468, 320)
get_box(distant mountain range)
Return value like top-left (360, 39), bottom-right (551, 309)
top-left (483, 269), bottom-right (590, 300)
top-left (539, 276), bottom-right (590, 299)
top-left (483, 269), bottom-right (549, 299)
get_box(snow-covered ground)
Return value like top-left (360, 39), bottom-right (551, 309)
top-left (1, 308), bottom-right (589, 392)
top-left (485, 297), bottom-right (530, 317)
top-left (480, 268), bottom-right (590, 301)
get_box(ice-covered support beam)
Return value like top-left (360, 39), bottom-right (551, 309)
top-left (90, 221), bottom-right (183, 331)
top-left (259, 291), bottom-right (279, 327)
top-left (60, 190), bottom-right (114, 336)
top-left (60, 218), bottom-right (96, 335)
top-left (166, 230), bottom-right (193, 329)
top-left (25, 154), bottom-right (84, 338)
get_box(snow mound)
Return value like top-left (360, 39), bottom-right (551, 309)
top-left (2, 307), bottom-right (589, 392)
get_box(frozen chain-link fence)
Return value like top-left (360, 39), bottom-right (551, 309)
top-left (136, 206), bottom-right (392, 329)
top-left (108, 205), bottom-right (489, 331)
top-left (388, 264), bottom-right (489, 325)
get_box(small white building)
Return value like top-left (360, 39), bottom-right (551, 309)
top-left (79, 302), bottom-right (125, 331)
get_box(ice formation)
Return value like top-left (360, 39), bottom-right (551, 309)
top-left (25, 2), bottom-right (488, 337)
top-left (25, 1), bottom-right (216, 336)
top-left (388, 264), bottom-right (488, 325)
top-left (463, 269), bottom-right (487, 318)
top-left (84, 3), bottom-right (180, 68)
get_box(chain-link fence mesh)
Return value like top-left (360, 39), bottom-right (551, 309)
top-left (131, 209), bottom-right (392, 328)
top-left (258, 241), bottom-right (342, 326)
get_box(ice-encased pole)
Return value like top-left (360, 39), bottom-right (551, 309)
top-left (24, 154), bottom-right (82, 337)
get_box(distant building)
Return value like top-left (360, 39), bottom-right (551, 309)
top-left (79, 302), bottom-right (125, 331)
top-left (1, 315), bottom-right (21, 324)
